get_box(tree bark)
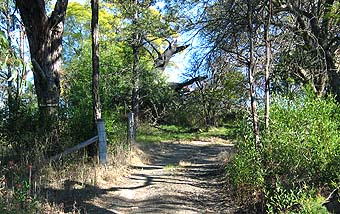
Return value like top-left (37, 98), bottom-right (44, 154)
top-left (89, 0), bottom-right (102, 157)
top-left (247, 0), bottom-right (260, 150)
top-left (131, 37), bottom-right (141, 142)
top-left (91, 0), bottom-right (102, 122)
top-left (5, 0), bottom-right (14, 117)
top-left (265, 0), bottom-right (272, 129)
top-left (130, 0), bottom-right (142, 142)
top-left (328, 55), bottom-right (340, 102)
top-left (154, 42), bottom-right (190, 70)
top-left (16, 0), bottom-right (68, 133)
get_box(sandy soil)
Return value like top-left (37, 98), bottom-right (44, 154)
top-left (83, 139), bottom-right (240, 214)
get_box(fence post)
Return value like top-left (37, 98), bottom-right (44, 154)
top-left (127, 112), bottom-right (135, 148)
top-left (97, 119), bottom-right (107, 165)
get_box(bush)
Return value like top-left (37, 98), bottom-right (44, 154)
top-left (227, 91), bottom-right (340, 212)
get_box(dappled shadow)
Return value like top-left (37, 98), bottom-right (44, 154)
top-left (42, 175), bottom-right (155, 213)
top-left (143, 141), bottom-right (234, 166)
top-left (44, 140), bottom-right (240, 213)
top-left (42, 181), bottom-right (106, 213)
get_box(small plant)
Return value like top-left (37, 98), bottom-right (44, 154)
top-left (0, 161), bottom-right (40, 214)
top-left (164, 163), bottom-right (180, 171)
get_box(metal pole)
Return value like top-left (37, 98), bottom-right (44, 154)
top-left (97, 119), bottom-right (107, 165)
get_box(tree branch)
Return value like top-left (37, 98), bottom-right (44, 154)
top-left (15, 0), bottom-right (47, 28)
top-left (143, 38), bottom-right (161, 58)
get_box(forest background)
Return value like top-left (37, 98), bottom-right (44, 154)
top-left (0, 0), bottom-right (340, 213)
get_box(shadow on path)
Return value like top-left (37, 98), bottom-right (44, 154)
top-left (44, 140), bottom-right (240, 213)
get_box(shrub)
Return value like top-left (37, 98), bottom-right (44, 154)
top-left (227, 91), bottom-right (340, 212)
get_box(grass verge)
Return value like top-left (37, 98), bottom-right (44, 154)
top-left (137, 123), bottom-right (238, 143)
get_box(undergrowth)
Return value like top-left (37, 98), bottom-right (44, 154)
top-left (227, 91), bottom-right (340, 213)
top-left (0, 141), bottom-right (134, 213)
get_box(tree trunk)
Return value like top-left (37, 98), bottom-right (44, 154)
top-left (264, 0), bottom-right (272, 129)
top-left (131, 40), bottom-right (141, 142)
top-left (17, 25), bottom-right (26, 104)
top-left (130, 0), bottom-right (142, 142)
top-left (278, 0), bottom-right (339, 101)
top-left (91, 0), bottom-right (102, 122)
top-left (5, 0), bottom-right (14, 117)
top-left (247, 0), bottom-right (260, 150)
top-left (89, 0), bottom-right (102, 157)
top-left (16, 0), bottom-right (68, 134)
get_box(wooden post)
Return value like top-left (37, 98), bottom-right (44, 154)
top-left (97, 119), bottom-right (107, 165)
top-left (127, 112), bottom-right (135, 148)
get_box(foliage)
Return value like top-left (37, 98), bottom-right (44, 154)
top-left (164, 66), bottom-right (247, 128)
top-left (137, 124), bottom-right (237, 144)
top-left (60, 0), bottom-right (184, 154)
top-left (227, 91), bottom-right (340, 212)
top-left (0, 161), bottom-right (40, 214)
top-left (264, 183), bottom-right (329, 214)
top-left (1, 0), bottom-right (338, 212)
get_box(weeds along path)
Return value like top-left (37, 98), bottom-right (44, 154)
top-left (87, 139), bottom-right (239, 213)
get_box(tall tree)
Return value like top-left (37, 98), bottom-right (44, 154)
top-left (91, 0), bottom-right (102, 122)
top-left (89, 0), bottom-right (103, 156)
top-left (247, 0), bottom-right (260, 149)
top-left (130, 0), bottom-right (142, 142)
top-left (272, 0), bottom-right (340, 100)
top-left (15, 0), bottom-right (68, 133)
top-left (4, 0), bottom-right (13, 116)
top-left (112, 0), bottom-right (185, 141)
top-left (264, 0), bottom-right (272, 129)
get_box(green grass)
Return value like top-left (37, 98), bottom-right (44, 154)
top-left (164, 163), bottom-right (180, 171)
top-left (137, 123), bottom-right (238, 143)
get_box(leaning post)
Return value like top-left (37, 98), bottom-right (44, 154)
top-left (97, 119), bottom-right (107, 165)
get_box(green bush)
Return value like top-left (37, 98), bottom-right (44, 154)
top-left (262, 93), bottom-right (340, 186)
top-left (228, 91), bottom-right (340, 212)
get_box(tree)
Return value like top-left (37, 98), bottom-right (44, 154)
top-left (272, 0), bottom-right (340, 100)
top-left (182, 0), bottom-right (262, 144)
top-left (247, 0), bottom-right (260, 149)
top-left (130, 0), bottom-right (142, 142)
top-left (91, 0), bottom-right (102, 122)
top-left (61, 1), bottom-right (181, 143)
top-left (15, 0), bottom-right (68, 133)
top-left (264, 0), bottom-right (272, 129)
top-left (111, 0), bottom-right (186, 141)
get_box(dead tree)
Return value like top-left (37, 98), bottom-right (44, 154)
top-left (145, 39), bottom-right (189, 70)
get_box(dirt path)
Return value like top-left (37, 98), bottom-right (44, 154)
top-left (85, 139), bottom-right (240, 214)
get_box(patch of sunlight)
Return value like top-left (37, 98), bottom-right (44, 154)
top-left (179, 160), bottom-right (192, 167)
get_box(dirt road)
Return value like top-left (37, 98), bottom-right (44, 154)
top-left (85, 139), bottom-right (240, 213)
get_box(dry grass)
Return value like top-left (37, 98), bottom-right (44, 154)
top-left (32, 142), bottom-right (148, 213)
top-left (217, 150), bottom-right (235, 165)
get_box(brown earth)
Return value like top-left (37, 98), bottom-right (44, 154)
top-left (46, 139), bottom-right (241, 213)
